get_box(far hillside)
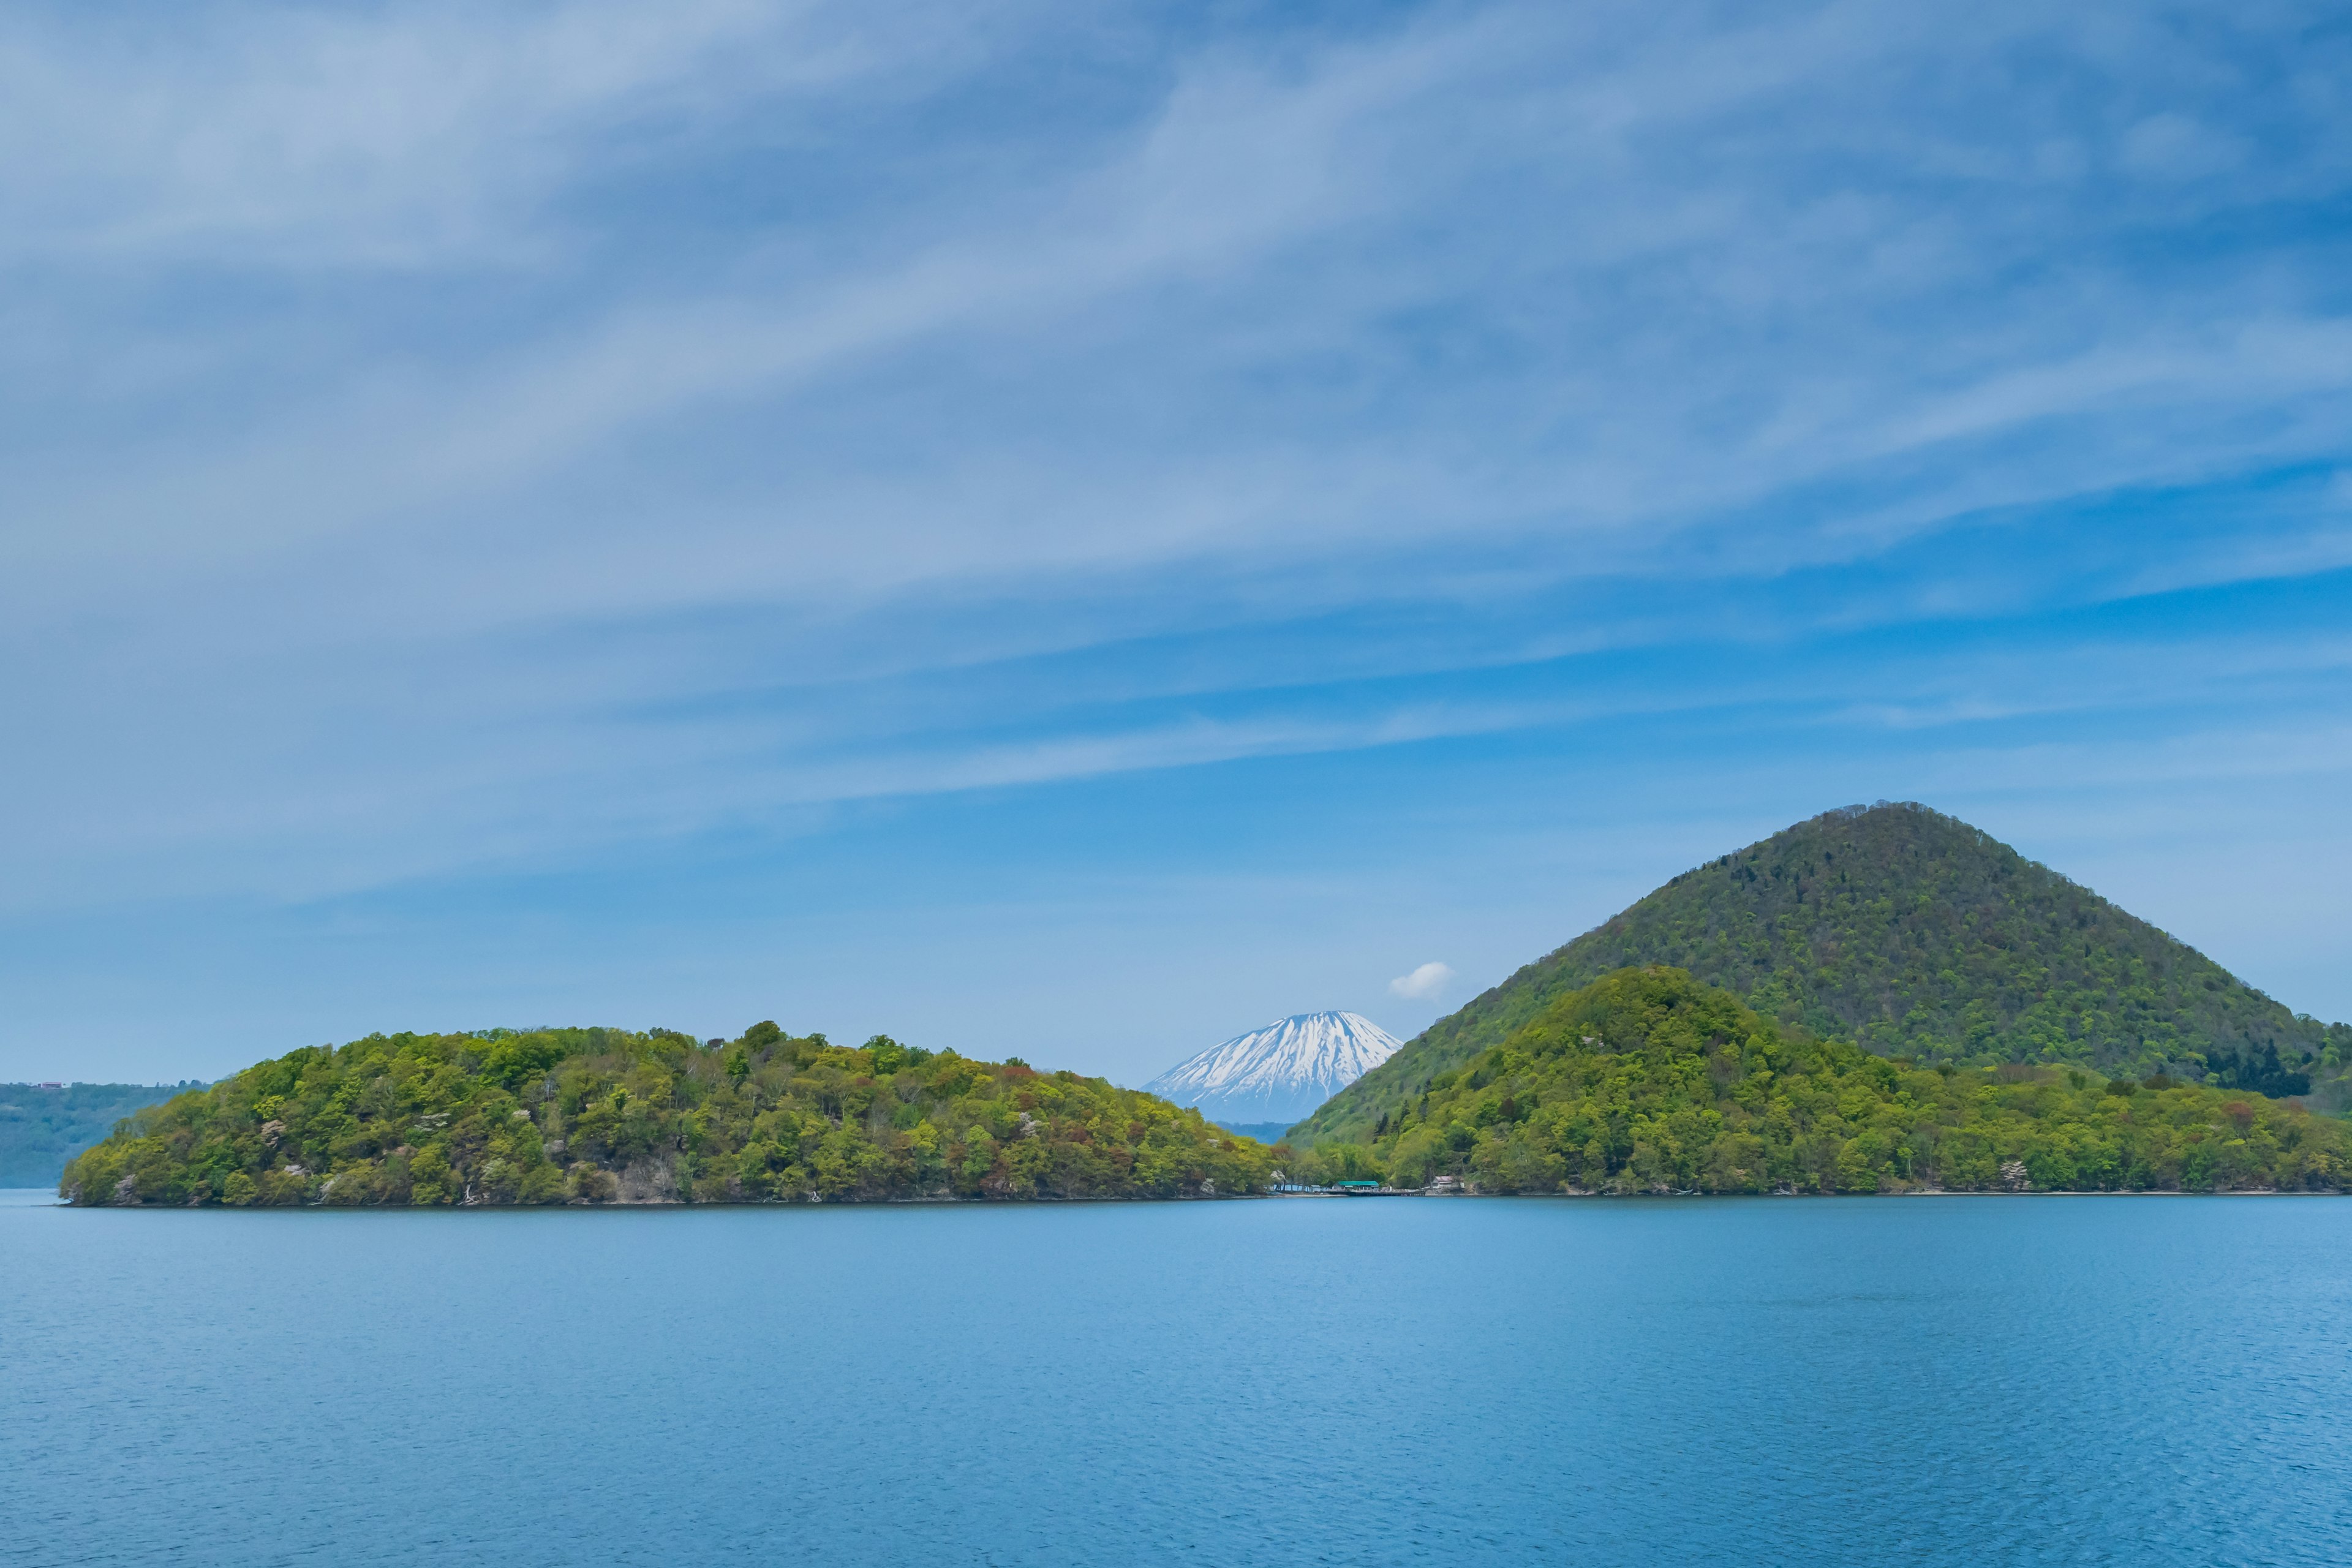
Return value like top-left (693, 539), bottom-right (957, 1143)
top-left (0, 1082), bottom-right (206, 1187)
top-left (1295, 803), bottom-right (2349, 1146)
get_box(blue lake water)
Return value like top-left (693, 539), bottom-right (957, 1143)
top-left (7, 1190), bottom-right (2352, 1566)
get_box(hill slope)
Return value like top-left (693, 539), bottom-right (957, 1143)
top-left (1294, 803), bottom-right (2349, 1145)
top-left (0, 1082), bottom-right (205, 1186)
top-left (62, 1025), bottom-right (1269, 1207)
top-left (1144, 1011), bottom-right (1400, 1126)
top-left (1297, 967), bottom-right (2350, 1194)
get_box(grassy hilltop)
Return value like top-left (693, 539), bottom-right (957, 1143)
top-left (1296, 803), bottom-right (2350, 1146)
top-left (61, 1023), bottom-right (1270, 1207)
top-left (1286, 967), bottom-right (2352, 1195)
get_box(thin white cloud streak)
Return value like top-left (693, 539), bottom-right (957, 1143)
top-left (0, 684), bottom-right (1600, 913)
top-left (11, 0), bottom-right (2351, 613)
top-left (9, 599), bottom-right (2346, 921)
top-left (4, 571), bottom-right (2343, 923)
top-left (1822, 633), bottom-right (2352, 733)
top-left (0, 0), bottom-right (944, 267)
top-left (2111, 525), bottom-right (2352, 601)
top-left (1, 11), bottom-right (1457, 590)
top-left (1906, 722), bottom-right (2352, 801)
top-left (3, 0), bottom-right (2351, 926)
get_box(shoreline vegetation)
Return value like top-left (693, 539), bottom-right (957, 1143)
top-left (57, 804), bottom-right (2352, 1209)
top-left (61, 1024), bottom-right (1272, 1207)
top-left (1275, 968), bottom-right (2349, 1196)
top-left (61, 967), bottom-right (2351, 1207)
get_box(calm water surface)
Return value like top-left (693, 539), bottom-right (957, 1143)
top-left (6, 1191), bottom-right (2351, 1566)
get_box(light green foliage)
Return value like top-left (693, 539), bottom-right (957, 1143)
top-left (1308, 968), bottom-right (2350, 1194)
top-left (1298, 802), bottom-right (2343, 1145)
top-left (59, 1023), bottom-right (1268, 1207)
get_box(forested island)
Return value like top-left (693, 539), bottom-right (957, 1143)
top-left (61, 1024), bottom-right (1271, 1206)
top-left (1283, 968), bottom-right (2350, 1194)
top-left (1298, 802), bottom-right (2352, 1145)
top-left (62, 968), bottom-right (2346, 1204)
top-left (56, 805), bottom-right (2352, 1207)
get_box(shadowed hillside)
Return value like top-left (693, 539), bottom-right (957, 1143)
top-left (1295, 803), bottom-right (2349, 1146)
top-left (0, 1082), bottom-right (206, 1186)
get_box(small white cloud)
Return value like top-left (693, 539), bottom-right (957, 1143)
top-left (1389, 961), bottom-right (1455, 1001)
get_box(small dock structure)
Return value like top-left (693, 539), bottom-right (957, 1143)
top-left (1267, 1177), bottom-right (1420, 1196)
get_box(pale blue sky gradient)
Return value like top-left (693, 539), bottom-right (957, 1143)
top-left (4, 0), bottom-right (2350, 1082)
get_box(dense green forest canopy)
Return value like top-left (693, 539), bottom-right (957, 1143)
top-left (0, 1082), bottom-right (205, 1186)
top-left (1280, 968), bottom-right (2351, 1195)
top-left (61, 1024), bottom-right (1270, 1207)
top-left (1296, 802), bottom-right (2350, 1145)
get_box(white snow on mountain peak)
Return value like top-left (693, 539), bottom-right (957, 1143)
top-left (1142, 1011), bottom-right (1402, 1126)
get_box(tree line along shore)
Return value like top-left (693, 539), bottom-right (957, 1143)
top-left (62, 967), bottom-right (2350, 1205)
top-left (61, 1023), bottom-right (1271, 1207)
top-left (59, 804), bottom-right (2352, 1206)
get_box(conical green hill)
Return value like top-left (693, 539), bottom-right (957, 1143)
top-left (1295, 802), bottom-right (2348, 1147)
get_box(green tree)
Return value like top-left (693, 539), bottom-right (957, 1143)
top-left (61, 1021), bottom-right (1271, 1207)
top-left (1322, 967), bottom-right (2350, 1196)
top-left (1299, 804), bottom-right (2346, 1145)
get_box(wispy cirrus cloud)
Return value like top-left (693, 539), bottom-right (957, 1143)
top-left (6, 0), bottom-right (2352, 1073)
top-left (0, 0), bottom-right (955, 268)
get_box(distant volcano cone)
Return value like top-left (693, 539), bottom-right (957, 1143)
top-left (1143, 1011), bottom-right (1401, 1128)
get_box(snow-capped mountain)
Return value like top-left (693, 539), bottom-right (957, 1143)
top-left (1143, 1011), bottom-right (1403, 1128)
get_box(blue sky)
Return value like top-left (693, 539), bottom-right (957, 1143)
top-left (4, 0), bottom-right (2350, 1084)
